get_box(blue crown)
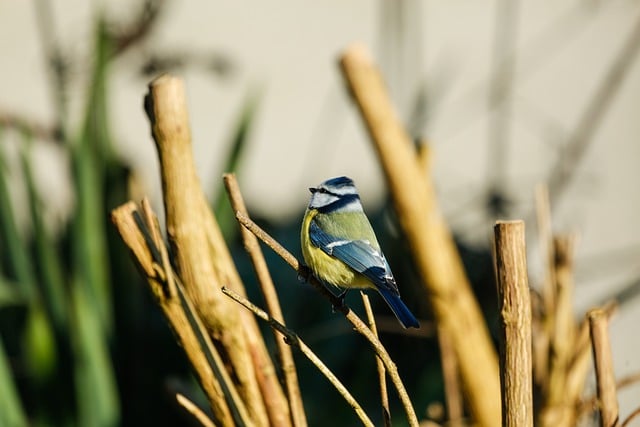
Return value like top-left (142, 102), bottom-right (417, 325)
top-left (322, 176), bottom-right (355, 189)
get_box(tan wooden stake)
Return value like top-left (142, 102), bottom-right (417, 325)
top-left (494, 220), bottom-right (533, 427)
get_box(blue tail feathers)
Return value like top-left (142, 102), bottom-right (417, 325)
top-left (377, 288), bottom-right (420, 329)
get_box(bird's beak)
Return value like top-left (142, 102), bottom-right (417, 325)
top-left (308, 187), bottom-right (316, 193)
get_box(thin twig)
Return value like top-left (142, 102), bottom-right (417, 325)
top-left (580, 371), bottom-right (640, 417)
top-left (175, 393), bottom-right (217, 427)
top-left (543, 234), bottom-right (579, 427)
top-left (222, 287), bottom-right (374, 427)
top-left (533, 184), bottom-right (554, 394)
top-left (223, 173), bottom-right (306, 427)
top-left (0, 112), bottom-right (62, 143)
top-left (621, 406), bottom-right (640, 427)
top-left (361, 292), bottom-right (391, 427)
top-left (616, 371), bottom-right (640, 390)
top-left (234, 211), bottom-right (420, 427)
top-left (33, 0), bottom-right (68, 139)
top-left (588, 309), bottom-right (619, 427)
top-left (494, 220), bottom-right (533, 427)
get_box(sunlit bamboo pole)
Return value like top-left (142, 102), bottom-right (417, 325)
top-left (144, 75), bottom-right (269, 426)
top-left (111, 201), bottom-right (237, 425)
top-left (339, 43), bottom-right (501, 427)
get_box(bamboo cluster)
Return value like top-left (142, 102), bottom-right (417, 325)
top-left (111, 75), bottom-right (419, 426)
top-left (108, 44), bottom-right (640, 426)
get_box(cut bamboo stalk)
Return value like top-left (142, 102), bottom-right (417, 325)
top-left (340, 43), bottom-right (501, 427)
top-left (144, 75), bottom-right (269, 426)
top-left (534, 184), bottom-right (554, 390)
top-left (494, 220), bottom-right (533, 427)
top-left (588, 309), bottom-right (619, 427)
top-left (111, 202), bottom-right (235, 425)
top-left (542, 234), bottom-right (578, 427)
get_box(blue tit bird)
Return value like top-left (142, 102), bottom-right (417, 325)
top-left (300, 176), bottom-right (420, 329)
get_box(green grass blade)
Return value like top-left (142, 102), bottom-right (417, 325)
top-left (70, 282), bottom-right (120, 427)
top-left (0, 129), bottom-right (37, 301)
top-left (68, 19), bottom-right (120, 427)
top-left (19, 134), bottom-right (68, 330)
top-left (0, 335), bottom-right (28, 427)
top-left (71, 18), bottom-right (114, 334)
top-left (0, 274), bottom-right (25, 308)
top-left (23, 301), bottom-right (57, 383)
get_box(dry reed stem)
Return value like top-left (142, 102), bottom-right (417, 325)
top-left (581, 371), bottom-right (640, 419)
top-left (534, 184), bottom-right (554, 388)
top-left (111, 201), bottom-right (237, 425)
top-left (541, 234), bottom-right (579, 427)
top-left (223, 173), bottom-right (306, 427)
top-left (553, 235), bottom-right (577, 353)
top-left (588, 309), bottom-right (619, 427)
top-left (339, 43), bottom-right (500, 427)
top-left (437, 326), bottom-right (463, 427)
top-left (494, 221), bottom-right (533, 427)
top-left (361, 292), bottom-right (391, 427)
top-left (222, 287), bottom-right (375, 427)
top-left (234, 211), bottom-right (420, 427)
top-left (175, 393), bottom-right (217, 427)
top-left (144, 74), bottom-right (283, 426)
top-left (572, 302), bottom-right (618, 422)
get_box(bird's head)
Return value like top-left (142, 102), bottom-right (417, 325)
top-left (308, 176), bottom-right (362, 212)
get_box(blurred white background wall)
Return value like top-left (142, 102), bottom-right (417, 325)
top-left (2, 0), bottom-right (639, 418)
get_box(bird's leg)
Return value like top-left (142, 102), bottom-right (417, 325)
top-left (297, 265), bottom-right (312, 283)
top-left (331, 289), bottom-right (349, 313)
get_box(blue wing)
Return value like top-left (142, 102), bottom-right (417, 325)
top-left (309, 219), bottom-right (420, 328)
top-left (309, 219), bottom-right (399, 295)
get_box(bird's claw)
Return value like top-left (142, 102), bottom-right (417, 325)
top-left (297, 265), bottom-right (312, 283)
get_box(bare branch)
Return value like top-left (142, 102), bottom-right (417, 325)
top-left (222, 287), bottom-right (374, 427)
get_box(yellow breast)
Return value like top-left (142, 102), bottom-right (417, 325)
top-left (300, 208), bottom-right (374, 290)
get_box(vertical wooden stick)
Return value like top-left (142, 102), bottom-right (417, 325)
top-left (588, 309), bottom-right (619, 427)
top-left (494, 220), bottom-right (533, 427)
top-left (224, 173), bottom-right (305, 427)
top-left (534, 184), bottom-right (554, 390)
